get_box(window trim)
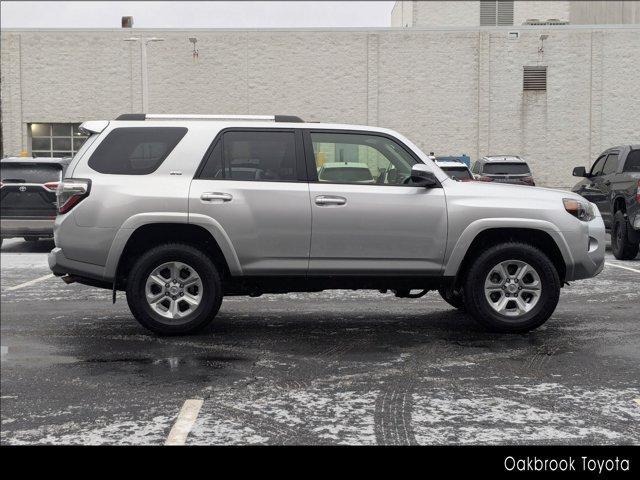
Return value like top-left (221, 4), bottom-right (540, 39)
top-left (195, 127), bottom-right (307, 183)
top-left (303, 129), bottom-right (423, 187)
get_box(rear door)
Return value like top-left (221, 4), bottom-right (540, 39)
top-left (0, 162), bottom-right (61, 219)
top-left (189, 128), bottom-right (311, 275)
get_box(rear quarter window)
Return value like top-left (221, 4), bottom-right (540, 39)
top-left (88, 127), bottom-right (187, 175)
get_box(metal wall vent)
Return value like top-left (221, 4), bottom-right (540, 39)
top-left (523, 66), bottom-right (547, 91)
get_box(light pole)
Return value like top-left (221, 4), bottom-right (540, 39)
top-left (124, 37), bottom-right (164, 112)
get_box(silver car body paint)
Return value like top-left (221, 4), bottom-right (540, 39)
top-left (49, 118), bottom-right (605, 285)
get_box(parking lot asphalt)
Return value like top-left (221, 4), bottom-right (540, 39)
top-left (1, 238), bottom-right (639, 445)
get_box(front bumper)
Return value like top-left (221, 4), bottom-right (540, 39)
top-left (1, 217), bottom-right (55, 238)
top-left (564, 211), bottom-right (606, 281)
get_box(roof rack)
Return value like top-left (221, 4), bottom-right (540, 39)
top-left (115, 114), bottom-right (304, 123)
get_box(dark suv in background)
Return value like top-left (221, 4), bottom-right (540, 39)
top-left (572, 145), bottom-right (640, 260)
top-left (0, 157), bottom-right (71, 247)
top-left (471, 156), bottom-right (535, 186)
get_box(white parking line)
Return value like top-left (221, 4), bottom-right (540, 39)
top-left (4, 274), bottom-right (54, 291)
top-left (605, 262), bottom-right (640, 274)
top-left (165, 399), bottom-right (203, 446)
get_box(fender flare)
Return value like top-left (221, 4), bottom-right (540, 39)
top-left (102, 212), bottom-right (242, 280)
top-left (443, 218), bottom-right (575, 278)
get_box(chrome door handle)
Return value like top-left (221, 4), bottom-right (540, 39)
top-left (201, 192), bottom-right (233, 202)
top-left (315, 195), bottom-right (347, 206)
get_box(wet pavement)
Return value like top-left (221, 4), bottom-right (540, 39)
top-left (1, 238), bottom-right (639, 445)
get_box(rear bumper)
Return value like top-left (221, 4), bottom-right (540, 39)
top-left (0, 217), bottom-right (54, 238)
top-left (48, 247), bottom-right (107, 282)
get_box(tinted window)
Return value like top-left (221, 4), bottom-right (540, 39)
top-left (602, 153), bottom-right (619, 175)
top-left (623, 150), bottom-right (640, 172)
top-left (442, 166), bottom-right (473, 181)
top-left (88, 127), bottom-right (187, 175)
top-left (0, 163), bottom-right (61, 183)
top-left (482, 163), bottom-right (531, 174)
top-left (310, 132), bottom-right (416, 185)
top-left (590, 155), bottom-right (607, 176)
top-left (199, 140), bottom-right (224, 179)
top-left (222, 131), bottom-right (297, 181)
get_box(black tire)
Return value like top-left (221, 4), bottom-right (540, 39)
top-left (463, 242), bottom-right (561, 333)
top-left (24, 236), bottom-right (39, 242)
top-left (125, 243), bottom-right (222, 335)
top-left (611, 210), bottom-right (639, 260)
top-left (437, 286), bottom-right (466, 311)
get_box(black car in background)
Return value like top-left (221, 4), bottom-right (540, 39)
top-left (0, 157), bottom-right (71, 248)
top-left (471, 155), bottom-right (536, 186)
top-left (572, 145), bottom-right (640, 260)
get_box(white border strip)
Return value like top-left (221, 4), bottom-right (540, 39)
top-left (5, 274), bottom-right (54, 291)
top-left (605, 262), bottom-right (640, 274)
top-left (165, 399), bottom-right (204, 446)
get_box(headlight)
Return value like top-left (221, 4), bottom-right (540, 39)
top-left (563, 198), bottom-right (596, 222)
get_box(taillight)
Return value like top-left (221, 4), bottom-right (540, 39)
top-left (43, 181), bottom-right (59, 191)
top-left (57, 179), bottom-right (91, 214)
top-left (521, 176), bottom-right (535, 186)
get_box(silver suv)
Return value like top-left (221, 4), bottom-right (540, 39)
top-left (49, 114), bottom-right (605, 335)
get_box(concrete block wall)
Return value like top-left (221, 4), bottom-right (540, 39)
top-left (2, 26), bottom-right (639, 188)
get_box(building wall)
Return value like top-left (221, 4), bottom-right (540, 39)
top-left (2, 26), bottom-right (639, 188)
top-left (411, 1), bottom-right (480, 27)
top-left (392, 1), bottom-right (639, 26)
top-left (570, 1), bottom-right (640, 24)
top-left (514, 1), bottom-right (570, 24)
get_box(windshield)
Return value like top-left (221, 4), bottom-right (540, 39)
top-left (442, 166), bottom-right (472, 181)
top-left (483, 163), bottom-right (530, 175)
top-left (319, 167), bottom-right (374, 183)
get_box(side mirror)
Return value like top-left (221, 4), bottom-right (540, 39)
top-left (410, 164), bottom-right (439, 188)
top-left (572, 166), bottom-right (588, 177)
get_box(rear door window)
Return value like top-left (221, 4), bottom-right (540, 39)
top-left (482, 163), bottom-right (530, 175)
top-left (623, 150), bottom-right (640, 172)
top-left (88, 127), bottom-right (187, 175)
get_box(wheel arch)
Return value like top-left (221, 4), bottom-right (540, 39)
top-left (105, 218), bottom-right (241, 288)
top-left (445, 222), bottom-right (570, 286)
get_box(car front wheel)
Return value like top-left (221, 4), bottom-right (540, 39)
top-left (463, 242), bottom-right (561, 333)
top-left (126, 243), bottom-right (222, 335)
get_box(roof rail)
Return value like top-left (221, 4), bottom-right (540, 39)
top-left (115, 114), bottom-right (304, 122)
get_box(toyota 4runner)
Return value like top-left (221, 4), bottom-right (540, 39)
top-left (49, 114), bottom-right (605, 335)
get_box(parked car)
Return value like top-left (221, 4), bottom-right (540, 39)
top-left (317, 162), bottom-right (375, 184)
top-left (0, 156), bottom-right (71, 247)
top-left (572, 145), bottom-right (640, 260)
top-left (434, 159), bottom-right (473, 182)
top-left (49, 114), bottom-right (604, 335)
top-left (471, 156), bottom-right (535, 186)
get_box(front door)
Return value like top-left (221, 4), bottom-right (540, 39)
top-left (189, 128), bottom-right (311, 275)
top-left (305, 130), bottom-right (447, 275)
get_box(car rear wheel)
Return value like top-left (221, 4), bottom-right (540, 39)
top-left (463, 242), bottom-right (561, 333)
top-left (437, 286), bottom-right (465, 311)
top-left (126, 243), bottom-right (222, 335)
top-left (611, 210), bottom-right (639, 260)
